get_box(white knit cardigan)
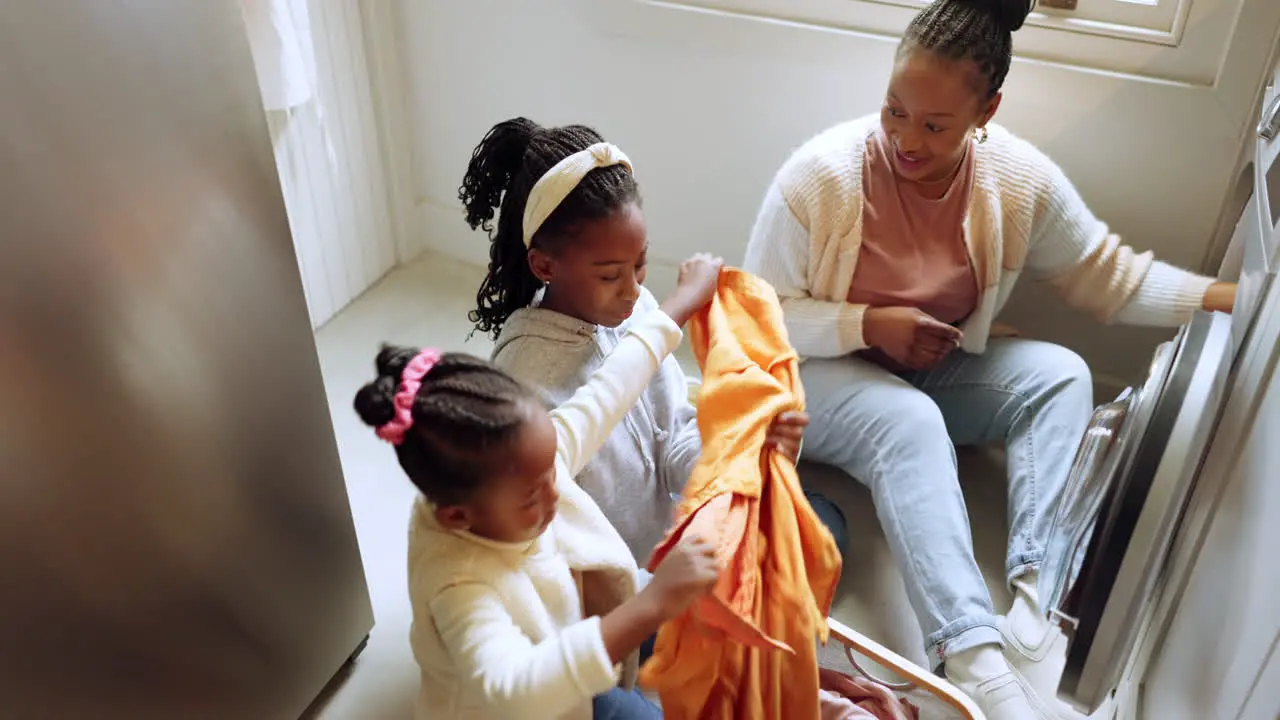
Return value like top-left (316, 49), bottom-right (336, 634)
top-left (406, 310), bottom-right (682, 720)
top-left (743, 115), bottom-right (1214, 359)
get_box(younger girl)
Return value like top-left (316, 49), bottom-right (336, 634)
top-left (461, 117), bottom-right (849, 565)
top-left (355, 254), bottom-right (725, 720)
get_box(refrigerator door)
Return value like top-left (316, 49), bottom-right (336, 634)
top-left (0, 2), bottom-right (374, 719)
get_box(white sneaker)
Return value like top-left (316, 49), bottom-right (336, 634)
top-left (945, 645), bottom-right (1037, 720)
top-left (1001, 573), bottom-right (1113, 720)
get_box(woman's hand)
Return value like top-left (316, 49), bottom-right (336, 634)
top-left (660, 253), bottom-right (725, 327)
top-left (765, 410), bottom-right (808, 462)
top-left (863, 306), bottom-right (963, 371)
top-left (1202, 282), bottom-right (1237, 314)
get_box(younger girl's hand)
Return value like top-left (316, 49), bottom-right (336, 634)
top-left (661, 253), bottom-right (724, 327)
top-left (645, 535), bottom-right (720, 619)
top-left (766, 410), bottom-right (808, 462)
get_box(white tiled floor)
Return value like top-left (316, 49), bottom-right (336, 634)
top-left (305, 253), bottom-right (1014, 719)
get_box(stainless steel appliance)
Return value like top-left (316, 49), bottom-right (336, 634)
top-left (1040, 62), bottom-right (1280, 718)
top-left (0, 2), bottom-right (374, 718)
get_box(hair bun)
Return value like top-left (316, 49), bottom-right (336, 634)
top-left (353, 344), bottom-right (424, 429)
top-left (354, 376), bottom-right (399, 428)
top-left (960, 0), bottom-right (1035, 32)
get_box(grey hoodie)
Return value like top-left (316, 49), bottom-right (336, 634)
top-left (491, 286), bottom-right (700, 563)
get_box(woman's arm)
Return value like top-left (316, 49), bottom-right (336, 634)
top-left (1024, 154), bottom-right (1227, 326)
top-left (743, 184), bottom-right (870, 357)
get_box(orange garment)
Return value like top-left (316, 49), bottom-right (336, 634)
top-left (639, 268), bottom-right (843, 719)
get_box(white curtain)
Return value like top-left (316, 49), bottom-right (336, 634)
top-left (240, 0), bottom-right (316, 111)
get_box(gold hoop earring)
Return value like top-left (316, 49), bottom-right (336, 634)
top-left (975, 126), bottom-right (989, 144)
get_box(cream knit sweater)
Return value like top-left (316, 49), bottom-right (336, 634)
top-left (743, 115), bottom-right (1214, 359)
top-left (406, 309), bottom-right (681, 720)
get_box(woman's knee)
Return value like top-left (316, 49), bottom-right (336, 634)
top-left (878, 392), bottom-right (951, 447)
top-left (812, 387), bottom-right (950, 468)
top-left (1041, 343), bottom-right (1091, 386)
top-left (996, 339), bottom-right (1092, 398)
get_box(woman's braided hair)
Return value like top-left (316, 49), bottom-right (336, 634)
top-left (461, 117), bottom-right (641, 341)
top-left (900, 0), bottom-right (1036, 99)
top-left (353, 345), bottom-right (534, 505)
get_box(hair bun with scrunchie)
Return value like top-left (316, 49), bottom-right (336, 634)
top-left (353, 345), bottom-right (424, 429)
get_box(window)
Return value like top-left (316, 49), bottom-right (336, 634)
top-left (652, 0), bottom-right (1229, 84)
top-left (671, 0), bottom-right (1188, 43)
top-left (865, 0), bottom-right (1187, 41)
top-left (1035, 0), bottom-right (1182, 39)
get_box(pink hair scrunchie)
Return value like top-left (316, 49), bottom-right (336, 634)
top-left (376, 348), bottom-right (443, 445)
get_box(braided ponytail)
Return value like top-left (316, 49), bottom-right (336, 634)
top-left (354, 345), bottom-right (534, 505)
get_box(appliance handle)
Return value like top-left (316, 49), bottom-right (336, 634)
top-left (1259, 93), bottom-right (1280, 140)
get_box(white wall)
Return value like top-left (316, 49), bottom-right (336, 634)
top-left (387, 0), bottom-right (1280, 381)
top-left (264, 0), bottom-right (399, 328)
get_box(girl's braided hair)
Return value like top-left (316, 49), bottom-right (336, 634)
top-left (353, 345), bottom-right (534, 504)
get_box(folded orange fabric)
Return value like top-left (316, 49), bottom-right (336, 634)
top-left (640, 268), bottom-right (843, 719)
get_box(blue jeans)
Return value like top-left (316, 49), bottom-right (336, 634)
top-left (593, 687), bottom-right (662, 719)
top-left (596, 606), bottom-right (661, 720)
top-left (799, 339), bottom-right (1092, 669)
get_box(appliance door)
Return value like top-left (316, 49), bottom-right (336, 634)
top-left (1139, 243), bottom-right (1280, 720)
top-left (1234, 80), bottom-right (1280, 359)
top-left (0, 3), bottom-right (374, 719)
top-left (1040, 310), bottom-right (1234, 714)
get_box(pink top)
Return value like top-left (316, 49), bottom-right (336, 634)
top-left (847, 128), bottom-right (979, 326)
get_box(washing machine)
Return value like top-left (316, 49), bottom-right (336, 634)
top-left (1037, 73), bottom-right (1280, 718)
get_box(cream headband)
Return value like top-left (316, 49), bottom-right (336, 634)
top-left (521, 142), bottom-right (633, 246)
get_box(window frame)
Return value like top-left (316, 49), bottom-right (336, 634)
top-left (858, 0), bottom-right (1189, 43)
top-left (652, 0), bottom-right (1231, 85)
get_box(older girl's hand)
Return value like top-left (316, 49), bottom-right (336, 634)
top-left (661, 253), bottom-right (725, 327)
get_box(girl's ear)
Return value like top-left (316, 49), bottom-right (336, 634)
top-left (527, 248), bottom-right (555, 285)
top-left (435, 504), bottom-right (472, 531)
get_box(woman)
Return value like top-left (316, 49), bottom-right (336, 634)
top-left (741, 0), bottom-right (1236, 718)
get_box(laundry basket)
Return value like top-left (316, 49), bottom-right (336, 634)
top-left (827, 617), bottom-right (985, 720)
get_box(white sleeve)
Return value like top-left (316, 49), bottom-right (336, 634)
top-left (1024, 149), bottom-right (1210, 327)
top-left (1112, 261), bottom-right (1215, 326)
top-left (430, 583), bottom-right (616, 717)
top-left (551, 308), bottom-right (682, 476)
top-left (743, 183), bottom-right (869, 357)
